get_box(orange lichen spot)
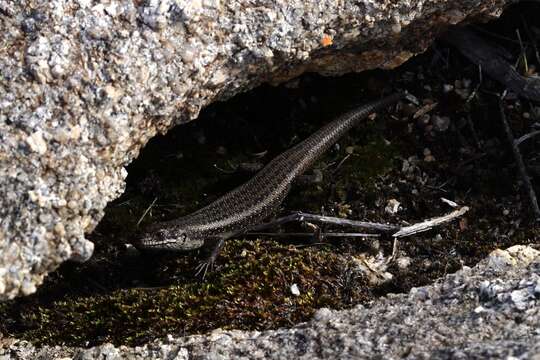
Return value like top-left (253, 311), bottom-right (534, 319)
top-left (321, 34), bottom-right (333, 47)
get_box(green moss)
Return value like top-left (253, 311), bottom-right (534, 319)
top-left (0, 239), bottom-right (370, 347)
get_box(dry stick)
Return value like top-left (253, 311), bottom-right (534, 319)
top-left (248, 207), bottom-right (470, 240)
top-left (442, 27), bottom-right (540, 102)
top-left (248, 211), bottom-right (400, 233)
top-left (332, 154), bottom-right (352, 174)
top-left (136, 197), bottom-right (158, 227)
top-left (392, 206), bottom-right (470, 238)
top-left (515, 130), bottom-right (540, 146)
top-left (465, 65), bottom-right (483, 149)
top-left (498, 100), bottom-right (540, 220)
top-left (515, 29), bottom-right (528, 74)
top-left (471, 24), bottom-right (532, 46)
top-left (246, 232), bottom-right (380, 238)
top-left (520, 14), bottom-right (540, 67)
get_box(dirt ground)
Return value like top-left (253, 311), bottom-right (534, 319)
top-left (1, 2), bottom-right (539, 348)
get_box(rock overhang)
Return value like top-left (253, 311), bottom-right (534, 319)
top-left (0, 0), bottom-right (510, 300)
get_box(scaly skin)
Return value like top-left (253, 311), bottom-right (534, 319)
top-left (134, 92), bottom-right (404, 252)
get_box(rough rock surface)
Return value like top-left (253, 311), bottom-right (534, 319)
top-left (0, 0), bottom-right (509, 300)
top-left (1, 245), bottom-right (539, 359)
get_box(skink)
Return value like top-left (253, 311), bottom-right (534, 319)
top-left (134, 92), bottom-right (404, 257)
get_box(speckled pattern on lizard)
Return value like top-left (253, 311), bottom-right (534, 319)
top-left (134, 92), bottom-right (405, 262)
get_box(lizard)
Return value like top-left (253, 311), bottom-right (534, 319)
top-left (133, 92), bottom-right (405, 270)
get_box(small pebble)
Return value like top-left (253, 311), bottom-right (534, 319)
top-left (396, 256), bottom-right (412, 270)
top-left (432, 115), bottom-right (451, 132)
top-left (369, 239), bottom-right (381, 252)
top-left (290, 283), bottom-right (300, 296)
top-left (385, 199), bottom-right (401, 214)
top-left (423, 148), bottom-right (435, 162)
top-left (216, 146), bottom-right (227, 155)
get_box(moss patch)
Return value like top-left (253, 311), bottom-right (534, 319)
top-left (0, 239), bottom-right (370, 346)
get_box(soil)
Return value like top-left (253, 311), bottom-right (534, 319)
top-left (0, 2), bottom-right (539, 348)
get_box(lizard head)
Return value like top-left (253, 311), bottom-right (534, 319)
top-left (132, 224), bottom-right (204, 252)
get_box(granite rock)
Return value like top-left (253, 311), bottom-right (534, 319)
top-left (0, 0), bottom-right (509, 300)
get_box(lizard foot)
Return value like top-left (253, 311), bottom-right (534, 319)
top-left (194, 237), bottom-right (225, 280)
top-left (194, 256), bottom-right (216, 280)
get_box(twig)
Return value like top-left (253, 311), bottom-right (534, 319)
top-left (385, 238), bottom-right (400, 265)
top-left (466, 65), bottom-right (483, 106)
top-left (456, 152), bottom-right (487, 171)
top-left (515, 29), bottom-right (528, 74)
top-left (470, 25), bottom-right (532, 46)
top-left (136, 197), bottom-right (158, 227)
top-left (213, 163), bottom-right (235, 174)
top-left (498, 99), bottom-right (540, 219)
top-left (249, 211), bottom-right (400, 233)
top-left (441, 197), bottom-right (459, 208)
top-left (443, 27), bottom-right (540, 101)
top-left (392, 206), bottom-right (470, 238)
top-left (250, 205), bottom-right (470, 240)
top-left (515, 130), bottom-right (540, 146)
top-left (246, 232), bottom-right (380, 238)
top-left (520, 14), bottom-right (540, 67)
top-left (332, 154), bottom-right (351, 174)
